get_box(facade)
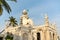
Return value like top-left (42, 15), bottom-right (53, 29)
top-left (0, 10), bottom-right (58, 40)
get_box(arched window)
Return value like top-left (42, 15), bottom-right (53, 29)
top-left (0, 37), bottom-right (3, 40)
top-left (50, 32), bottom-right (52, 40)
top-left (37, 32), bottom-right (41, 40)
top-left (53, 33), bottom-right (54, 40)
top-left (23, 33), bottom-right (28, 40)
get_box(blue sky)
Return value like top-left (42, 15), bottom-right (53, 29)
top-left (0, 0), bottom-right (60, 35)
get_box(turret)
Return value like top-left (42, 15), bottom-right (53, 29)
top-left (20, 9), bottom-right (34, 27)
top-left (20, 9), bottom-right (29, 26)
top-left (44, 14), bottom-right (49, 27)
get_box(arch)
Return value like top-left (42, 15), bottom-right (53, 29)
top-left (37, 32), bottom-right (41, 40)
top-left (53, 33), bottom-right (54, 40)
top-left (23, 33), bottom-right (28, 40)
top-left (0, 37), bottom-right (3, 40)
top-left (5, 32), bottom-right (14, 40)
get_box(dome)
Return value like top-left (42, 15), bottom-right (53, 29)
top-left (22, 9), bottom-right (27, 15)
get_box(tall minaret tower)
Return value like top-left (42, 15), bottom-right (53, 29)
top-left (44, 14), bottom-right (49, 27)
top-left (20, 9), bottom-right (29, 26)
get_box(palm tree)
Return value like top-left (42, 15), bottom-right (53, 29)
top-left (8, 16), bottom-right (18, 27)
top-left (0, 0), bottom-right (17, 16)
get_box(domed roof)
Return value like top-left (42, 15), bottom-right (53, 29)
top-left (22, 9), bottom-right (27, 15)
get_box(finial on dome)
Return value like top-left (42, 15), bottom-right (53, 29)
top-left (22, 9), bottom-right (28, 15)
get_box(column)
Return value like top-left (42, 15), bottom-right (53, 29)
top-left (28, 33), bottom-right (32, 40)
top-left (46, 31), bottom-right (50, 40)
top-left (33, 32), bottom-right (37, 40)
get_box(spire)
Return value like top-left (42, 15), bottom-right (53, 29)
top-left (53, 22), bottom-right (56, 29)
top-left (44, 14), bottom-right (49, 27)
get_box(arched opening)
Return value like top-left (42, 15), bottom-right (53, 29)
top-left (23, 33), bottom-right (28, 40)
top-left (53, 33), bottom-right (54, 40)
top-left (37, 32), bottom-right (41, 40)
top-left (0, 37), bottom-right (3, 40)
top-left (5, 32), bottom-right (13, 40)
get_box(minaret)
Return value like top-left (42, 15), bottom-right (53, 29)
top-left (53, 22), bottom-right (56, 30)
top-left (20, 9), bottom-right (29, 25)
top-left (44, 14), bottom-right (49, 27)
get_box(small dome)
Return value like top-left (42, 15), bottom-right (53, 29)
top-left (22, 9), bottom-right (27, 15)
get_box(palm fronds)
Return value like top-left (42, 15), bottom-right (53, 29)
top-left (8, 16), bottom-right (18, 27)
top-left (0, 0), bottom-right (17, 16)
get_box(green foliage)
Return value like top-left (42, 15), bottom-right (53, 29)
top-left (11, 0), bottom-right (17, 2)
top-left (0, 0), bottom-right (17, 16)
top-left (8, 16), bottom-right (18, 27)
top-left (0, 5), bottom-right (3, 15)
top-left (5, 34), bottom-right (13, 40)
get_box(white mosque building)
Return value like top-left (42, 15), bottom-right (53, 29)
top-left (0, 10), bottom-right (58, 40)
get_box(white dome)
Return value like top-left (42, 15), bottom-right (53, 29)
top-left (23, 9), bottom-right (27, 12)
top-left (22, 9), bottom-right (27, 15)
